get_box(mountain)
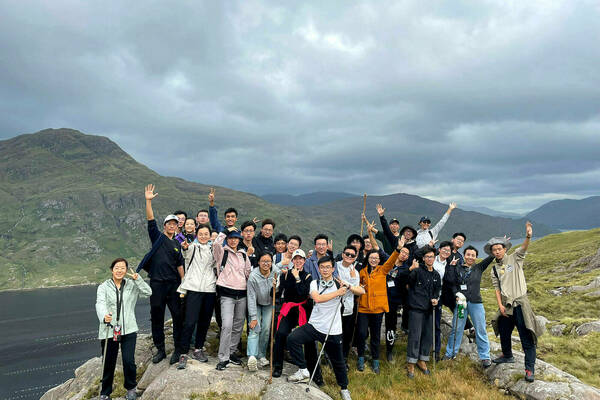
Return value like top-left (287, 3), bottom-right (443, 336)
top-left (525, 196), bottom-right (600, 230)
top-left (460, 204), bottom-right (522, 219)
top-left (261, 191), bottom-right (356, 206)
top-left (0, 128), bottom-right (558, 290)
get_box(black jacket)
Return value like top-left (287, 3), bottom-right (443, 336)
top-left (278, 269), bottom-right (311, 304)
top-left (252, 234), bottom-right (276, 260)
top-left (407, 266), bottom-right (441, 313)
top-left (443, 256), bottom-right (494, 306)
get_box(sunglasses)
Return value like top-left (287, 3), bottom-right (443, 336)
top-left (343, 252), bottom-right (357, 258)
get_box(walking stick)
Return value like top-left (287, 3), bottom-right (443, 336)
top-left (269, 272), bottom-right (279, 384)
top-left (432, 305), bottom-right (436, 372)
top-left (99, 318), bottom-right (112, 398)
top-left (360, 194), bottom-right (367, 236)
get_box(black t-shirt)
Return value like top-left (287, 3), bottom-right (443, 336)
top-left (148, 235), bottom-right (184, 282)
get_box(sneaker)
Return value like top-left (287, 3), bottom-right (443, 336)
top-left (340, 388), bottom-right (352, 400)
top-left (492, 355), bottom-right (515, 364)
top-left (288, 368), bottom-right (310, 383)
top-left (152, 348), bottom-right (166, 364)
top-left (229, 353), bottom-right (242, 366)
top-left (99, 396), bottom-right (111, 400)
top-left (357, 356), bottom-right (365, 371)
top-left (481, 359), bottom-right (492, 368)
top-left (247, 356), bottom-right (258, 371)
top-left (192, 349), bottom-right (208, 362)
top-left (169, 351), bottom-right (180, 365)
top-left (525, 369), bottom-right (535, 382)
top-left (407, 363), bottom-right (415, 379)
top-left (372, 360), bottom-right (380, 374)
top-left (216, 360), bottom-right (229, 371)
top-left (258, 357), bottom-right (270, 368)
top-left (125, 388), bottom-right (137, 400)
top-left (442, 354), bottom-right (456, 361)
top-left (177, 354), bottom-right (188, 370)
top-left (272, 367), bottom-right (282, 378)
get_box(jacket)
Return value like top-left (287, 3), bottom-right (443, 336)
top-left (178, 242), bottom-right (217, 294)
top-left (136, 219), bottom-right (164, 273)
top-left (358, 250), bottom-right (399, 314)
top-left (443, 256), bottom-right (493, 306)
top-left (252, 234), bottom-right (276, 260)
top-left (247, 266), bottom-right (280, 321)
top-left (95, 277), bottom-right (152, 339)
top-left (304, 250), bottom-right (337, 281)
top-left (407, 266), bottom-right (441, 313)
top-left (213, 232), bottom-right (251, 291)
top-left (416, 212), bottom-right (449, 248)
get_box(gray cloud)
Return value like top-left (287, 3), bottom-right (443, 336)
top-left (1, 0), bottom-right (599, 213)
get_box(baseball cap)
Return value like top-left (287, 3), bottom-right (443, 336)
top-left (292, 249), bottom-right (306, 259)
top-left (419, 216), bottom-right (431, 224)
top-left (163, 214), bottom-right (179, 225)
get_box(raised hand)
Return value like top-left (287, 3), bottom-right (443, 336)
top-left (428, 239), bottom-right (438, 247)
top-left (291, 266), bottom-right (300, 280)
top-left (449, 202), bottom-right (457, 211)
top-left (127, 268), bottom-right (139, 280)
top-left (397, 235), bottom-right (406, 249)
top-left (376, 203), bottom-right (385, 216)
top-left (145, 184), bottom-right (158, 201)
top-left (252, 217), bottom-right (261, 224)
top-left (525, 221), bottom-right (533, 238)
top-left (503, 235), bottom-right (512, 242)
top-left (450, 256), bottom-right (458, 266)
top-left (409, 259), bottom-right (419, 271)
top-left (181, 240), bottom-right (189, 250)
top-left (208, 188), bottom-right (215, 206)
top-left (328, 239), bottom-right (333, 252)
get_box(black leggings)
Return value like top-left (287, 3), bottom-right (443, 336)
top-left (356, 312), bottom-right (383, 360)
top-left (180, 291), bottom-right (216, 354)
top-left (100, 332), bottom-right (137, 396)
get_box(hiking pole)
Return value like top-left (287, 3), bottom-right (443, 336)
top-left (99, 316), bottom-right (112, 399)
top-left (432, 304), bottom-right (436, 372)
top-left (306, 292), bottom-right (345, 393)
top-left (360, 194), bottom-right (367, 236)
top-left (269, 272), bottom-right (279, 384)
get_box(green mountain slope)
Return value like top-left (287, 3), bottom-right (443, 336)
top-left (525, 196), bottom-right (600, 229)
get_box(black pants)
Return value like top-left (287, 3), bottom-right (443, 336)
top-left (385, 301), bottom-right (401, 353)
top-left (434, 304), bottom-right (442, 355)
top-left (288, 323), bottom-right (348, 390)
top-left (100, 333), bottom-right (137, 396)
top-left (407, 310), bottom-right (432, 363)
top-left (498, 305), bottom-right (537, 372)
top-left (273, 309), bottom-right (300, 369)
top-left (180, 291), bottom-right (216, 354)
top-left (150, 280), bottom-right (183, 353)
top-left (401, 292), bottom-right (410, 331)
top-left (356, 312), bottom-right (383, 360)
top-left (341, 313), bottom-right (356, 359)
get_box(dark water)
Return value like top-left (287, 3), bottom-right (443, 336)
top-left (0, 284), bottom-right (158, 400)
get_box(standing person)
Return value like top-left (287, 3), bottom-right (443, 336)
top-left (174, 211), bottom-right (187, 234)
top-left (213, 227), bottom-right (252, 370)
top-left (273, 234), bottom-right (288, 264)
top-left (96, 258), bottom-right (152, 400)
top-left (490, 222), bottom-right (544, 383)
top-left (175, 218), bottom-right (197, 244)
top-left (384, 245), bottom-right (411, 361)
top-left (304, 234), bottom-right (335, 281)
top-left (239, 220), bottom-right (258, 269)
top-left (137, 185), bottom-right (185, 365)
top-left (272, 249), bottom-right (312, 378)
top-left (406, 246), bottom-right (441, 378)
top-left (252, 219), bottom-right (277, 260)
top-left (287, 256), bottom-right (354, 400)
top-left (208, 188), bottom-right (238, 233)
top-left (449, 233), bottom-right (466, 266)
top-left (443, 246), bottom-right (494, 366)
top-left (274, 235), bottom-right (301, 270)
top-left (176, 224), bottom-right (217, 369)
top-left (355, 234), bottom-right (401, 374)
top-left (335, 246), bottom-right (365, 366)
top-left (246, 252), bottom-right (280, 371)
top-left (415, 202), bottom-right (457, 248)
top-left (431, 241), bottom-right (458, 360)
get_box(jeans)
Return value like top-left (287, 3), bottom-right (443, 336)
top-left (247, 304), bottom-right (273, 359)
top-left (100, 333), bottom-right (137, 396)
top-left (356, 312), bottom-right (383, 360)
top-left (218, 295), bottom-right (247, 362)
top-left (150, 281), bottom-right (183, 353)
top-left (406, 310), bottom-right (432, 363)
top-left (445, 302), bottom-right (490, 360)
top-left (180, 291), bottom-right (216, 354)
top-left (498, 305), bottom-right (537, 372)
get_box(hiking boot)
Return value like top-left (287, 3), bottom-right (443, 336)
top-left (492, 355), bottom-right (515, 364)
top-left (125, 388), bottom-right (137, 400)
top-left (259, 357), bottom-right (270, 368)
top-left (340, 389), bottom-right (352, 400)
top-left (407, 363), bottom-right (415, 379)
top-left (229, 353), bottom-right (242, 366)
top-left (99, 396), bottom-right (111, 400)
top-left (525, 369), bottom-right (535, 382)
top-left (216, 360), bottom-right (229, 371)
top-left (386, 350), bottom-right (393, 362)
top-left (169, 351), bottom-right (180, 365)
top-left (442, 354), bottom-right (455, 361)
top-left (192, 349), bottom-right (208, 362)
top-left (357, 356), bottom-right (365, 371)
top-left (177, 355), bottom-right (188, 370)
top-left (247, 356), bottom-right (258, 371)
top-left (152, 348), bottom-right (166, 364)
top-left (287, 368), bottom-right (310, 383)
top-left (272, 367), bottom-right (282, 378)
top-left (481, 359), bottom-right (492, 368)
top-left (371, 360), bottom-right (380, 374)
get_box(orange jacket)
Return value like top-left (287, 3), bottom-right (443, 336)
top-left (358, 250), bottom-right (399, 314)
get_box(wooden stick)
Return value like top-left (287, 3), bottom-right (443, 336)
top-left (360, 193), bottom-right (367, 235)
top-left (269, 272), bottom-right (279, 384)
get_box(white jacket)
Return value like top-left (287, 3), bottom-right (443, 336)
top-left (178, 242), bottom-right (217, 294)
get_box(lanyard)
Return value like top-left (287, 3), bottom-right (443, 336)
top-left (459, 267), bottom-right (472, 285)
top-left (113, 280), bottom-right (125, 323)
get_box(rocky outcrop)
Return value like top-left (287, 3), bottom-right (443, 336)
top-left (568, 247), bottom-right (600, 273)
top-left (569, 276), bottom-right (600, 293)
top-left (575, 321), bottom-right (600, 336)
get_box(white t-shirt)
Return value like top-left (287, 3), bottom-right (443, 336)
top-left (433, 256), bottom-right (447, 281)
top-left (309, 280), bottom-right (343, 335)
top-left (336, 261), bottom-right (360, 316)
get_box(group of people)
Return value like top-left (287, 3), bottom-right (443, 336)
top-left (94, 185), bottom-right (544, 400)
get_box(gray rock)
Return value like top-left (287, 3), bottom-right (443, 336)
top-left (569, 276), bottom-right (600, 293)
top-left (550, 324), bottom-right (566, 337)
top-left (550, 287), bottom-right (566, 296)
top-left (40, 357), bottom-right (102, 400)
top-left (575, 321), bottom-right (600, 336)
top-left (137, 358), bottom-right (170, 391)
top-left (584, 289), bottom-right (600, 297)
top-left (535, 315), bottom-right (549, 330)
top-left (262, 380), bottom-right (333, 400)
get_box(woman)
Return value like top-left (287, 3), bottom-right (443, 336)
top-left (246, 252), bottom-right (280, 371)
top-left (176, 218), bottom-right (197, 244)
top-left (176, 223), bottom-right (217, 369)
top-left (95, 258), bottom-right (152, 400)
top-left (406, 246), bottom-right (441, 378)
top-left (356, 224), bottom-right (401, 374)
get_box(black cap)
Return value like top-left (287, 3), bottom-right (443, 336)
top-left (419, 216), bottom-right (431, 223)
top-left (389, 218), bottom-right (400, 225)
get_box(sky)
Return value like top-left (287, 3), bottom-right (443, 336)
top-left (1, 0), bottom-right (599, 214)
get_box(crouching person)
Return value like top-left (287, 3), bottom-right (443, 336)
top-left (287, 256), bottom-right (353, 400)
top-left (247, 252), bottom-right (280, 371)
top-left (96, 258), bottom-right (152, 400)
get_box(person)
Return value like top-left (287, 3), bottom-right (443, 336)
top-left (274, 235), bottom-right (301, 270)
top-left (304, 234), bottom-right (335, 281)
top-left (443, 245), bottom-right (494, 367)
top-left (213, 227), bottom-right (252, 370)
top-left (384, 244), bottom-right (411, 361)
top-left (174, 210), bottom-right (187, 234)
top-left (196, 209), bottom-right (210, 226)
top-left (286, 255), bottom-right (354, 400)
top-left (415, 202), bottom-right (457, 248)
top-left (272, 249), bottom-right (312, 378)
top-left (336, 234), bottom-right (364, 264)
top-left (246, 252), bottom-right (280, 371)
top-left (273, 233), bottom-right (288, 264)
top-left (175, 218), bottom-right (197, 244)
top-left (239, 220), bottom-right (258, 269)
top-left (432, 241), bottom-right (458, 360)
top-left (137, 184), bottom-right (185, 365)
top-left (442, 233), bottom-right (474, 336)
top-left (489, 222), bottom-right (544, 383)
top-left (406, 245), bottom-right (441, 378)
top-left (449, 233), bottom-right (466, 266)
top-left (96, 258), bottom-right (152, 400)
top-left (335, 245), bottom-right (365, 366)
top-left (176, 223), bottom-right (217, 369)
top-left (208, 188), bottom-right (238, 233)
top-left (252, 219), bottom-right (277, 260)
top-left (355, 227), bottom-right (401, 373)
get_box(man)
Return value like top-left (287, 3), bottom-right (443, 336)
top-left (385, 244), bottom-right (411, 361)
top-left (174, 210), bottom-right (187, 234)
top-left (274, 235), bottom-right (302, 270)
top-left (304, 234), bottom-right (336, 281)
top-left (287, 255), bottom-right (354, 400)
top-left (137, 185), bottom-right (185, 365)
top-left (273, 233), bottom-right (288, 264)
top-left (239, 220), bottom-right (258, 269)
top-left (252, 219), bottom-right (277, 260)
top-left (375, 203), bottom-right (417, 262)
top-left (489, 222), bottom-right (544, 383)
top-left (432, 241), bottom-right (458, 360)
top-left (415, 202), bottom-right (457, 248)
top-left (196, 209), bottom-right (210, 226)
top-left (450, 233), bottom-right (466, 266)
top-left (208, 188), bottom-right (238, 233)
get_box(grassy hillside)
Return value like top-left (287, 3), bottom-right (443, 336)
top-left (526, 196), bottom-right (600, 229)
top-left (480, 228), bottom-right (600, 387)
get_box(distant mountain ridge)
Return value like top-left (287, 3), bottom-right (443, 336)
top-left (261, 191), bottom-right (356, 206)
top-left (0, 128), bottom-right (558, 290)
top-left (525, 196), bottom-right (600, 230)
top-left (460, 204), bottom-right (523, 219)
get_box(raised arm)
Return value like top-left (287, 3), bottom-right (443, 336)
top-left (145, 184), bottom-right (157, 221)
top-left (520, 221), bottom-right (533, 253)
top-left (364, 214), bottom-right (380, 251)
top-left (377, 204), bottom-right (399, 247)
top-left (430, 202), bottom-right (456, 238)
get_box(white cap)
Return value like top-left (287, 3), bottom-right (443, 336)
top-left (163, 214), bottom-right (179, 224)
top-left (291, 249), bottom-right (306, 259)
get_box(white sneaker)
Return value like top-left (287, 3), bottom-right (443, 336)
top-left (287, 368), bottom-right (310, 383)
top-left (247, 356), bottom-right (258, 371)
top-left (259, 357), bottom-right (270, 368)
top-left (340, 389), bottom-right (352, 400)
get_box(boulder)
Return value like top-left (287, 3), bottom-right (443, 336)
top-left (575, 321), bottom-right (600, 336)
top-left (569, 276), bottom-right (600, 293)
top-left (535, 315), bottom-right (549, 330)
top-left (40, 357), bottom-right (102, 400)
top-left (568, 247), bottom-right (600, 273)
top-left (585, 289), bottom-right (600, 297)
top-left (549, 324), bottom-right (566, 337)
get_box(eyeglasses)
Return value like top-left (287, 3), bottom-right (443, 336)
top-left (423, 255), bottom-right (435, 259)
top-left (260, 261), bottom-right (272, 265)
top-left (440, 248), bottom-right (451, 253)
top-left (343, 252), bottom-right (357, 258)
top-left (242, 229), bottom-right (255, 233)
top-left (319, 265), bottom-right (333, 270)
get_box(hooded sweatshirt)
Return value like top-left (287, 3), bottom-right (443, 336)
top-left (247, 265), bottom-right (281, 321)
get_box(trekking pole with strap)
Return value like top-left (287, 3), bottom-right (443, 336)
top-left (269, 272), bottom-right (279, 384)
top-left (99, 314), bottom-right (112, 399)
top-left (432, 304), bottom-right (436, 372)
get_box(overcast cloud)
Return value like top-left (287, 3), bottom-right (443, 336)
top-left (1, 0), bottom-right (599, 213)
